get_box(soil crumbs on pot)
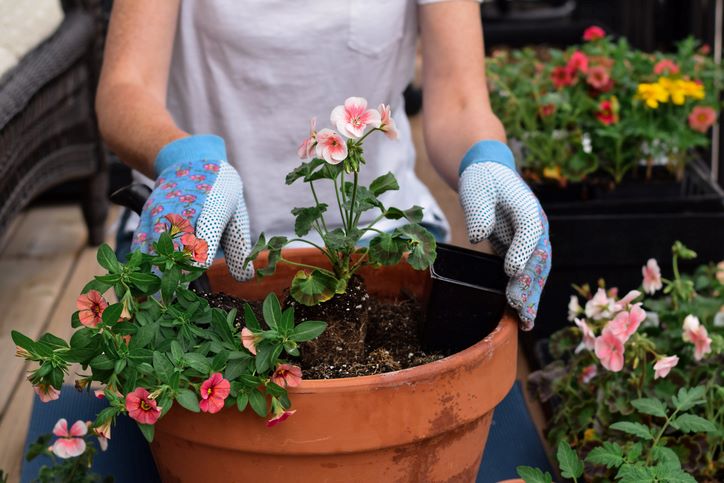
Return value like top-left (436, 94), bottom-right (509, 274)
top-left (200, 291), bottom-right (444, 379)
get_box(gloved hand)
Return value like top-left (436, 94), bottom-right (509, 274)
top-left (132, 135), bottom-right (254, 280)
top-left (458, 140), bottom-right (551, 330)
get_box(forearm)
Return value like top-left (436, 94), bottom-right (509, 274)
top-left (96, 82), bottom-right (187, 179)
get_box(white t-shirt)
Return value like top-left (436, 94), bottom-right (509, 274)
top-left (154, 0), bottom-right (478, 242)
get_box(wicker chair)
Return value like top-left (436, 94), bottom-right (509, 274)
top-left (0, 0), bottom-right (108, 246)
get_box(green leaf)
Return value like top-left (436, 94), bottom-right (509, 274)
top-left (395, 224), bottom-right (437, 270)
top-left (243, 303), bottom-right (260, 331)
top-left (291, 204), bottom-right (328, 237)
top-left (156, 232), bottom-right (174, 256)
top-left (586, 442), bottom-right (624, 468)
top-left (631, 398), bottom-right (667, 418)
top-left (290, 270), bottom-right (338, 306)
top-left (651, 465), bottom-right (696, 483)
top-left (153, 351), bottom-right (174, 381)
top-left (138, 423), bottom-right (155, 443)
top-left (256, 236), bottom-right (288, 277)
top-left (89, 354), bottom-right (114, 371)
top-left (290, 320), bottom-right (327, 342)
top-left (278, 307), bottom-right (295, 335)
top-left (175, 389), bottom-right (200, 413)
top-left (616, 463), bottom-right (655, 483)
top-left (170, 341), bottom-right (184, 363)
top-left (369, 172), bottom-right (399, 196)
top-left (255, 343), bottom-right (275, 374)
top-left (368, 233), bottom-right (405, 266)
top-left (610, 421), bottom-right (654, 440)
top-left (672, 386), bottom-right (706, 412)
top-left (97, 244), bottom-right (121, 273)
top-left (81, 278), bottom-right (112, 295)
top-left (224, 359), bottom-right (248, 381)
top-left (236, 392), bottom-right (249, 412)
top-left (161, 266), bottom-right (180, 305)
top-left (627, 442), bottom-right (643, 461)
top-left (128, 272), bottom-right (161, 295)
top-left (244, 233), bottom-right (267, 268)
top-left (11, 331), bottom-right (37, 355)
top-left (210, 309), bottom-right (234, 344)
top-left (651, 446), bottom-right (681, 470)
top-left (285, 158), bottom-right (325, 185)
top-left (129, 323), bottom-right (155, 350)
top-left (305, 162), bottom-right (342, 182)
top-left (184, 353), bottom-right (211, 374)
top-left (248, 389), bottom-right (268, 417)
top-left (101, 303), bottom-right (124, 325)
top-left (262, 293), bottom-right (282, 329)
top-left (343, 184), bottom-right (383, 213)
top-left (384, 205), bottom-right (424, 224)
top-left (515, 466), bottom-right (553, 483)
top-left (670, 414), bottom-right (718, 433)
top-left (557, 440), bottom-right (584, 479)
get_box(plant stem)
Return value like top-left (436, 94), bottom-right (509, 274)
top-left (336, 172), bottom-right (349, 231)
top-left (348, 171), bottom-right (359, 232)
top-left (648, 407), bottom-right (680, 465)
top-left (278, 257), bottom-right (335, 277)
top-left (309, 181), bottom-right (329, 233)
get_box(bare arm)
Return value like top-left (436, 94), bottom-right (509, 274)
top-left (419, 1), bottom-right (505, 189)
top-left (96, 0), bottom-right (186, 179)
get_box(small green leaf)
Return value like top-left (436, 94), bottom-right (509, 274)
top-left (368, 233), bottom-right (405, 266)
top-left (631, 398), bottom-right (667, 418)
top-left (244, 233), bottom-right (267, 268)
top-left (224, 359), bottom-right (248, 381)
top-left (285, 158), bottom-right (325, 185)
top-left (97, 244), bottom-right (121, 273)
top-left (81, 278), bottom-right (112, 295)
top-left (290, 270), bottom-right (338, 306)
top-left (515, 465), bottom-right (553, 483)
top-left (236, 392), bottom-right (249, 412)
top-left (176, 389), bottom-right (200, 413)
top-left (557, 440), bottom-right (584, 479)
top-left (138, 423), bottom-right (155, 443)
top-left (290, 321), bottom-right (327, 342)
top-left (248, 389), bottom-right (268, 417)
top-left (395, 224), bottom-right (437, 270)
top-left (305, 162), bottom-right (342, 182)
top-left (101, 303), bottom-right (124, 325)
top-left (256, 236), bottom-right (288, 277)
top-left (291, 204), bottom-right (328, 237)
top-left (170, 341), bottom-right (184, 363)
top-left (255, 343), bottom-right (274, 374)
top-left (651, 446), bottom-right (681, 470)
top-left (156, 232), bottom-right (174, 256)
top-left (672, 386), bottom-right (706, 412)
top-left (153, 351), bottom-right (174, 381)
top-left (262, 293), bottom-right (282, 329)
top-left (369, 172), bottom-right (399, 196)
top-left (243, 303), bottom-right (260, 331)
top-left (128, 272), bottom-right (161, 295)
top-left (129, 323), bottom-right (155, 350)
top-left (279, 307), bottom-right (295, 335)
top-left (184, 353), bottom-right (211, 374)
top-left (616, 463), bottom-right (655, 483)
top-left (161, 266), bottom-right (180, 304)
top-left (670, 414), bottom-right (718, 433)
top-left (586, 441), bottom-right (624, 468)
top-left (610, 421), bottom-right (654, 440)
top-left (11, 331), bottom-right (37, 355)
top-left (384, 205), bottom-right (424, 223)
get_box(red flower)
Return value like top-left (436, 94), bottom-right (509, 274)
top-left (653, 59), bottom-right (680, 75)
top-left (583, 26), bottom-right (605, 41)
top-left (181, 233), bottom-right (209, 263)
top-left (76, 290), bottom-right (109, 327)
top-left (551, 66), bottom-right (575, 89)
top-left (164, 214), bottom-right (194, 236)
top-left (266, 409), bottom-right (296, 428)
top-left (566, 51), bottom-right (589, 74)
top-left (688, 106), bottom-right (717, 133)
top-left (596, 97), bottom-right (620, 125)
top-left (538, 104), bottom-right (556, 118)
top-left (199, 373), bottom-right (231, 414)
top-left (125, 388), bottom-right (161, 425)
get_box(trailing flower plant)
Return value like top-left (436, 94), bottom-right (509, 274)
top-left (487, 26), bottom-right (724, 184)
top-left (13, 217), bottom-right (327, 453)
top-left (244, 97), bottom-right (437, 306)
top-left (528, 242), bottom-right (723, 481)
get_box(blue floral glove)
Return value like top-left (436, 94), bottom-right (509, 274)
top-left (132, 135), bottom-right (254, 280)
top-left (458, 141), bottom-right (552, 330)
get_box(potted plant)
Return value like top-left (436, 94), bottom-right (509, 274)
top-left (14, 99), bottom-right (517, 482)
top-left (486, 26), bottom-right (724, 342)
top-left (526, 242), bottom-right (723, 481)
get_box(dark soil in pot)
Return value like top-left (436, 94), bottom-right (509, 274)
top-left (199, 286), bottom-right (444, 379)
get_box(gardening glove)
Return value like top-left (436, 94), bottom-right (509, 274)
top-left (131, 134), bottom-right (255, 280)
top-left (458, 140), bottom-right (552, 330)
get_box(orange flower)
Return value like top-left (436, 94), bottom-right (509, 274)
top-left (180, 233), bottom-right (209, 263)
top-left (76, 290), bottom-right (109, 327)
top-left (688, 106), bottom-right (717, 133)
top-left (164, 214), bottom-right (194, 236)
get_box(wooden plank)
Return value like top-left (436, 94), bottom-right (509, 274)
top-left (2, 205), bottom-right (87, 258)
top-left (0, 211), bottom-right (26, 255)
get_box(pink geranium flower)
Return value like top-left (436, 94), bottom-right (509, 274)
top-left (585, 288), bottom-right (615, 320)
top-left (330, 96), bottom-right (381, 139)
top-left (688, 106), bottom-right (717, 133)
top-left (608, 304), bottom-right (646, 343)
top-left (579, 364), bottom-right (598, 384)
top-left (378, 104), bottom-right (399, 140)
top-left (199, 373), bottom-right (231, 414)
top-left (49, 419), bottom-right (87, 459)
top-left (76, 290), bottom-right (109, 327)
top-left (653, 59), bottom-right (680, 75)
top-left (594, 328), bottom-right (625, 372)
top-left (315, 129), bottom-right (348, 165)
top-left (181, 233), bottom-right (209, 264)
top-left (682, 315), bottom-right (712, 360)
top-left (574, 318), bottom-right (596, 351)
top-left (642, 258), bottom-right (663, 294)
top-left (241, 327), bottom-right (258, 355)
top-left (125, 388), bottom-right (161, 425)
top-left (653, 355), bottom-right (679, 379)
top-left (267, 409), bottom-right (296, 428)
top-left (271, 364), bottom-right (303, 388)
top-left (297, 117), bottom-right (318, 160)
top-left (34, 384), bottom-right (60, 403)
top-left (567, 51), bottom-right (589, 74)
top-left (615, 290), bottom-right (642, 311)
top-left (583, 26), bottom-right (605, 41)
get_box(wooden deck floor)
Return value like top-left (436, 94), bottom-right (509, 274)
top-left (0, 115), bottom-right (548, 481)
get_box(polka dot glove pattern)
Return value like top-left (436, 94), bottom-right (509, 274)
top-left (131, 137), bottom-right (254, 281)
top-left (459, 162), bottom-right (552, 330)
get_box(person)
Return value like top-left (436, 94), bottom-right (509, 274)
top-left (96, 0), bottom-right (551, 329)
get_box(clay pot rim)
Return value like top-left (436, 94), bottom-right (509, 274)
top-left (290, 311), bottom-right (517, 393)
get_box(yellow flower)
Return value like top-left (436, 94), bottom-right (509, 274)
top-left (583, 428), bottom-right (597, 442)
top-left (658, 77), bottom-right (686, 105)
top-left (679, 79), bottom-right (705, 100)
top-left (636, 82), bottom-right (669, 109)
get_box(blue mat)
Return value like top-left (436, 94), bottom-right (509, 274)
top-left (22, 382), bottom-right (551, 482)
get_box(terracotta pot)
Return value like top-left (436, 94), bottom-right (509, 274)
top-left (151, 248), bottom-right (518, 482)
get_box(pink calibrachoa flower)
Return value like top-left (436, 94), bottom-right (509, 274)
top-left (580, 364), bottom-right (598, 384)
top-left (585, 288), bottom-right (615, 320)
top-left (266, 407), bottom-right (296, 428)
top-left (34, 384), bottom-right (60, 403)
top-left (574, 318), bottom-right (596, 351)
top-left (642, 258), bottom-right (663, 294)
top-left (315, 129), bottom-right (348, 165)
top-left (653, 59), bottom-right (680, 75)
top-left (596, 97), bottom-right (620, 125)
top-left (682, 315), bottom-right (712, 361)
top-left (688, 106), bottom-right (717, 133)
top-left (199, 373), bottom-right (231, 414)
top-left (271, 364), bottom-right (303, 388)
top-left (76, 290), bottom-right (109, 328)
top-left (587, 66), bottom-right (611, 90)
top-left (180, 233), bottom-right (209, 264)
top-left (583, 25), bottom-right (605, 41)
top-left (330, 96), bottom-right (381, 139)
top-left (49, 418), bottom-right (87, 458)
top-left (594, 328), bottom-right (625, 372)
top-left (567, 51), bottom-right (589, 74)
top-left (125, 388), bottom-right (161, 425)
top-left (377, 104), bottom-right (399, 140)
top-left (93, 420), bottom-right (111, 451)
top-left (165, 214), bottom-right (194, 236)
top-left (551, 66), bottom-right (575, 89)
top-left (653, 355), bottom-right (679, 379)
top-left (241, 327), bottom-right (258, 355)
top-left (94, 389), bottom-right (105, 399)
top-left (297, 117), bottom-right (317, 160)
top-left (608, 304), bottom-right (646, 343)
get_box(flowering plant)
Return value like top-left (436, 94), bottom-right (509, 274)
top-left (528, 242), bottom-right (723, 480)
top-left (13, 218), bottom-right (327, 451)
top-left (244, 97), bottom-right (436, 306)
top-left (487, 27), bottom-right (723, 185)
